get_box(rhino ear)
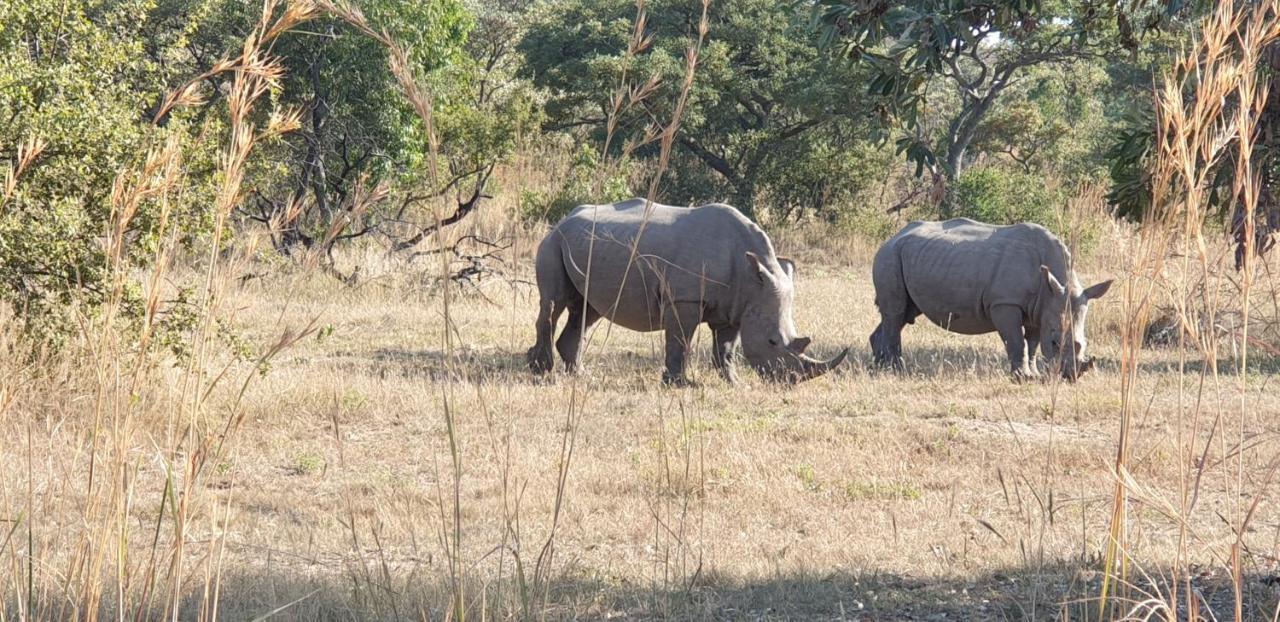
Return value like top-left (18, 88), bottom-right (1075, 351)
top-left (1083, 279), bottom-right (1113, 300)
top-left (745, 252), bottom-right (774, 285)
top-left (1041, 265), bottom-right (1066, 296)
top-left (778, 257), bottom-right (796, 281)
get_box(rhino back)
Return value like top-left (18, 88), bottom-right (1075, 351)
top-left (550, 199), bottom-right (771, 331)
top-left (890, 219), bottom-right (1065, 331)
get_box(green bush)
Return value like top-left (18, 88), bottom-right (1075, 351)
top-left (758, 139), bottom-right (894, 223)
top-left (947, 165), bottom-right (1062, 229)
top-left (520, 146), bottom-right (631, 224)
top-left (946, 165), bottom-right (1111, 255)
top-left (0, 0), bottom-right (221, 339)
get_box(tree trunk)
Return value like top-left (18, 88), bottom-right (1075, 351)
top-left (944, 98), bottom-right (990, 181)
top-left (677, 137), bottom-right (756, 215)
top-left (279, 46), bottom-right (331, 254)
top-left (943, 71), bottom-right (1011, 183)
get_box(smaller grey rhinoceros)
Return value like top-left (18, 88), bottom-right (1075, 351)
top-left (870, 218), bottom-right (1112, 380)
top-left (527, 198), bottom-right (848, 384)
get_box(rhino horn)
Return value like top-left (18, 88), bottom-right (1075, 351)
top-left (794, 348), bottom-right (849, 383)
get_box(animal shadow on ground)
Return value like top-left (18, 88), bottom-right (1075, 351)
top-left (367, 345), bottom-right (664, 385)
top-left (848, 341), bottom-right (1280, 383)
top-left (166, 559), bottom-right (1280, 621)
top-left (850, 342), bottom-right (1021, 380)
top-left (1134, 352), bottom-right (1280, 376)
top-left (350, 340), bottom-right (1280, 387)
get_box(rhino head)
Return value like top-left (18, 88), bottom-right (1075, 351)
top-left (1038, 265), bottom-right (1113, 381)
top-left (739, 252), bottom-right (849, 383)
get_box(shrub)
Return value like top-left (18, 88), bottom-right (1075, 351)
top-left (947, 164), bottom-right (1063, 229)
top-left (520, 146), bottom-right (631, 224)
top-left (757, 139), bottom-right (896, 224)
top-left (0, 0), bottom-right (221, 339)
top-left (946, 165), bottom-right (1113, 255)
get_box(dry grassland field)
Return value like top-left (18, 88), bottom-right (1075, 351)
top-left (11, 0), bottom-right (1280, 619)
top-left (9, 208), bottom-right (1276, 620)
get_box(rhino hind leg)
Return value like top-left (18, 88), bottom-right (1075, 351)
top-left (870, 319), bottom-right (906, 370)
top-left (556, 302), bottom-right (600, 373)
top-left (529, 236), bottom-right (584, 375)
top-left (527, 297), bottom-right (566, 374)
top-left (870, 249), bottom-right (917, 370)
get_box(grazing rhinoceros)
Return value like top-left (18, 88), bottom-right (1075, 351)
top-left (527, 198), bottom-right (848, 385)
top-left (870, 218), bottom-right (1112, 381)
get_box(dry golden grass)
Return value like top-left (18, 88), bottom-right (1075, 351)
top-left (10, 214), bottom-right (1277, 619)
top-left (6, 1), bottom-right (1280, 619)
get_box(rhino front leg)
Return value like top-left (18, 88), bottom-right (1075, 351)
top-left (1024, 325), bottom-right (1042, 377)
top-left (711, 325), bottom-right (740, 384)
top-left (556, 302), bottom-right (601, 373)
top-left (992, 305), bottom-right (1032, 380)
top-left (661, 303), bottom-right (702, 386)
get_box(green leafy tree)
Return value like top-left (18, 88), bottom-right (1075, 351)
top-left (803, 0), bottom-right (1184, 183)
top-left (1, 0), bottom-right (530, 333)
top-left (948, 163), bottom-right (1061, 226)
top-left (969, 60), bottom-right (1113, 181)
top-left (215, 0), bottom-right (471, 252)
top-left (0, 0), bottom-right (221, 334)
top-left (154, 0), bottom-right (535, 272)
top-left (520, 0), bottom-right (883, 217)
top-left (391, 0), bottom-right (542, 246)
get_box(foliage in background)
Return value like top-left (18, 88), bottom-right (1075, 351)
top-left (520, 0), bottom-right (888, 219)
top-left (518, 0), bottom-right (1197, 226)
top-left (519, 144), bottom-right (632, 224)
top-left (222, 0), bottom-right (535, 259)
top-left (0, 0), bottom-right (538, 336)
top-left (0, 0), bottom-right (1250, 344)
top-left (947, 163), bottom-right (1062, 228)
top-left (968, 61), bottom-right (1113, 182)
top-left (802, 0), bottom-right (1192, 189)
top-left (1106, 21), bottom-right (1280, 268)
top-left (232, 0), bottom-right (473, 249)
top-left (0, 0), bottom-right (223, 336)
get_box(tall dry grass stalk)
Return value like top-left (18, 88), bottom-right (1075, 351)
top-left (311, 2), bottom-right (480, 617)
top-left (0, 0), bottom-right (583, 617)
top-left (0, 1), bottom-right (322, 618)
top-left (638, 3), bottom-right (712, 608)
top-left (1101, 1), bottom-right (1280, 619)
top-left (526, 0), bottom-right (715, 614)
top-left (0, 137), bottom-right (44, 213)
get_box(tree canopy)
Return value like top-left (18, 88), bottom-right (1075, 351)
top-left (1, 0), bottom-right (542, 333)
top-left (801, 0), bottom-right (1188, 184)
top-left (0, 0), bottom-right (222, 332)
top-left (3, 0), bottom-right (1260, 337)
top-left (520, 0), bottom-right (885, 217)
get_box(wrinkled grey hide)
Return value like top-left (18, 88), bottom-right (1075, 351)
top-left (870, 218), bottom-right (1112, 381)
top-left (527, 198), bottom-right (848, 385)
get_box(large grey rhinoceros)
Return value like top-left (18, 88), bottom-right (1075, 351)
top-left (527, 198), bottom-right (848, 385)
top-left (870, 218), bottom-right (1112, 380)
